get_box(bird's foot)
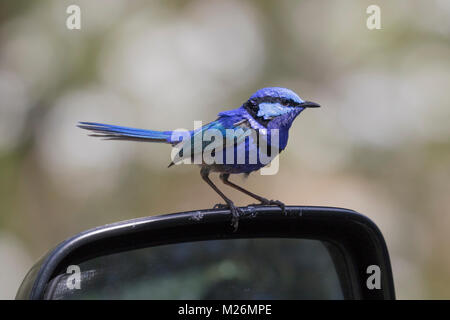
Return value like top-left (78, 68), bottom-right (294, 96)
top-left (212, 202), bottom-right (242, 231)
top-left (228, 203), bottom-right (242, 232)
top-left (256, 199), bottom-right (286, 215)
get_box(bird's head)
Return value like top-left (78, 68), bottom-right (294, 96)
top-left (243, 87), bottom-right (320, 128)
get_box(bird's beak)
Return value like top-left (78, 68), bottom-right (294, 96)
top-left (300, 101), bottom-right (320, 108)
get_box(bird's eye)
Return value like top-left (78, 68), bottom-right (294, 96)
top-left (281, 98), bottom-right (289, 106)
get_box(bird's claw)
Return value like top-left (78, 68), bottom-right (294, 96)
top-left (258, 199), bottom-right (287, 215)
top-left (212, 203), bottom-right (242, 231)
top-left (229, 204), bottom-right (242, 232)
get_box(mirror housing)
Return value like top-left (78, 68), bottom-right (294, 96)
top-left (16, 206), bottom-right (395, 300)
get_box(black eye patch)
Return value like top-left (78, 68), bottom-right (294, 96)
top-left (243, 96), bottom-right (302, 127)
top-left (243, 100), bottom-right (259, 115)
top-left (247, 96), bottom-right (301, 108)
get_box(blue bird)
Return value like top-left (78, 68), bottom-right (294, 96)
top-left (78, 87), bottom-right (320, 230)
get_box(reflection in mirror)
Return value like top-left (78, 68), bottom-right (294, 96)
top-left (44, 238), bottom-right (343, 299)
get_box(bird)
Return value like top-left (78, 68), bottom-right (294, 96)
top-left (78, 87), bottom-right (320, 230)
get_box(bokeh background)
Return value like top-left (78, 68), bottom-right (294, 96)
top-left (0, 0), bottom-right (449, 299)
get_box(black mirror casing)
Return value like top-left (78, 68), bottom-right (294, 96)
top-left (16, 206), bottom-right (395, 300)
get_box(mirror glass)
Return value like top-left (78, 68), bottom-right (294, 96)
top-left (44, 238), bottom-right (344, 299)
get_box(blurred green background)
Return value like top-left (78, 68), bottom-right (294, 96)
top-left (0, 0), bottom-right (449, 299)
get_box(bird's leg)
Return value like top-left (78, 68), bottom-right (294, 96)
top-left (201, 168), bottom-right (241, 231)
top-left (219, 173), bottom-right (286, 215)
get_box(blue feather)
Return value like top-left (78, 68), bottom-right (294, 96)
top-left (257, 103), bottom-right (291, 119)
top-left (77, 122), bottom-right (173, 143)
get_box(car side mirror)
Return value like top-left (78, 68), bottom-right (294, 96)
top-left (16, 206), bottom-right (395, 300)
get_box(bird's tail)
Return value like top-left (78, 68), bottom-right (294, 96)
top-left (77, 122), bottom-right (174, 144)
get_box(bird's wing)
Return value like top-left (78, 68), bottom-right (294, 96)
top-left (169, 118), bottom-right (254, 166)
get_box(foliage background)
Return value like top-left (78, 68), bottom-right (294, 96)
top-left (0, 0), bottom-right (449, 299)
